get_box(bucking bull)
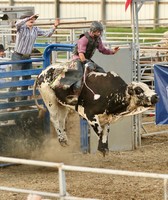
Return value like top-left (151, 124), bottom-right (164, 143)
top-left (33, 60), bottom-right (158, 156)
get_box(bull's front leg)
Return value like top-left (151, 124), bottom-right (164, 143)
top-left (89, 115), bottom-right (109, 156)
top-left (98, 124), bottom-right (110, 156)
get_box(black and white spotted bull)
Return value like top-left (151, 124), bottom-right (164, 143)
top-left (33, 63), bottom-right (158, 156)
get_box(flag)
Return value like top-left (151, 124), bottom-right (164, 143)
top-left (154, 64), bottom-right (168, 124)
top-left (125, 0), bottom-right (132, 11)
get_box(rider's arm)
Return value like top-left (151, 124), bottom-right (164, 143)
top-left (77, 36), bottom-right (88, 63)
top-left (78, 53), bottom-right (86, 62)
top-left (98, 38), bottom-right (119, 55)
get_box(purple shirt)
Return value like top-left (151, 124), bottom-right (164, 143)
top-left (72, 32), bottom-right (113, 60)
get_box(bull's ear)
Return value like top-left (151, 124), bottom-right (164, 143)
top-left (128, 85), bottom-right (134, 95)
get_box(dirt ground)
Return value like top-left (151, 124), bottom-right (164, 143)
top-left (0, 111), bottom-right (168, 200)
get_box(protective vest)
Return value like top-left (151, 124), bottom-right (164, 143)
top-left (73, 32), bottom-right (99, 59)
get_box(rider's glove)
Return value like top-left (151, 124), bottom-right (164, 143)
top-left (84, 61), bottom-right (95, 71)
top-left (82, 60), bottom-right (88, 64)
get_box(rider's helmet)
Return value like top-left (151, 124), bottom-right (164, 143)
top-left (90, 21), bottom-right (103, 33)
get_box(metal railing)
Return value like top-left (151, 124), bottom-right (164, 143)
top-left (0, 156), bottom-right (168, 200)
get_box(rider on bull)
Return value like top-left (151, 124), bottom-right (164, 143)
top-left (67, 21), bottom-right (120, 103)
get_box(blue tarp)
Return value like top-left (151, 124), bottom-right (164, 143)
top-left (154, 64), bottom-right (168, 124)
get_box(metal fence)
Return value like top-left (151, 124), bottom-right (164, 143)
top-left (1, 0), bottom-right (168, 27)
top-left (0, 156), bottom-right (168, 200)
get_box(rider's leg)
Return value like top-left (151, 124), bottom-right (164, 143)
top-left (90, 61), bottom-right (105, 73)
top-left (66, 60), bottom-right (83, 104)
top-left (73, 80), bottom-right (82, 93)
top-left (73, 59), bottom-right (85, 94)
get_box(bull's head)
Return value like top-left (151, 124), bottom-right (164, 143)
top-left (127, 82), bottom-right (159, 110)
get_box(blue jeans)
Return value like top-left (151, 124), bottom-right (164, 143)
top-left (8, 52), bottom-right (32, 102)
top-left (73, 59), bottom-right (105, 90)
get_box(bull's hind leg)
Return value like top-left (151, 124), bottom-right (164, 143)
top-left (39, 84), bottom-right (69, 146)
top-left (89, 115), bottom-right (109, 156)
top-left (50, 103), bottom-right (69, 146)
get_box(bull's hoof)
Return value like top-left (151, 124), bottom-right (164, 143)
top-left (98, 140), bottom-right (109, 157)
top-left (98, 147), bottom-right (109, 157)
top-left (65, 95), bottom-right (78, 105)
top-left (58, 138), bottom-right (68, 147)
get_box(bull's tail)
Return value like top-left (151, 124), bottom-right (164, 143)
top-left (33, 78), bottom-right (47, 118)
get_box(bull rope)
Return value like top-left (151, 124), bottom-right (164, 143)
top-left (83, 66), bottom-right (100, 100)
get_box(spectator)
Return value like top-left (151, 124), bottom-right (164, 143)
top-left (0, 44), bottom-right (6, 84)
top-left (0, 44), bottom-right (11, 76)
top-left (8, 12), bottom-right (60, 102)
top-left (0, 44), bottom-right (5, 58)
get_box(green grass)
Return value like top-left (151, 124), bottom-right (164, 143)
top-left (106, 27), bottom-right (168, 42)
top-left (139, 27), bottom-right (168, 33)
top-left (107, 27), bottom-right (167, 33)
top-left (107, 27), bottom-right (132, 33)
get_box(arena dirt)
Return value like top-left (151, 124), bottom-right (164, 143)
top-left (0, 111), bottom-right (168, 200)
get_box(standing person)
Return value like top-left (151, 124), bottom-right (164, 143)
top-left (0, 44), bottom-right (7, 83)
top-left (0, 44), bottom-right (11, 75)
top-left (0, 44), bottom-right (5, 58)
top-left (8, 13), bottom-right (60, 102)
top-left (69, 21), bottom-right (119, 102)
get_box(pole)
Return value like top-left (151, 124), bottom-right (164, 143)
top-left (9, 0), bottom-right (14, 6)
top-left (154, 1), bottom-right (159, 28)
top-left (100, 0), bottom-right (106, 25)
top-left (54, 0), bottom-right (60, 19)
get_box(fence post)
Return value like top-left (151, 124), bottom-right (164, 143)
top-left (164, 179), bottom-right (168, 200)
top-left (80, 118), bottom-right (89, 153)
top-left (58, 164), bottom-right (67, 199)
